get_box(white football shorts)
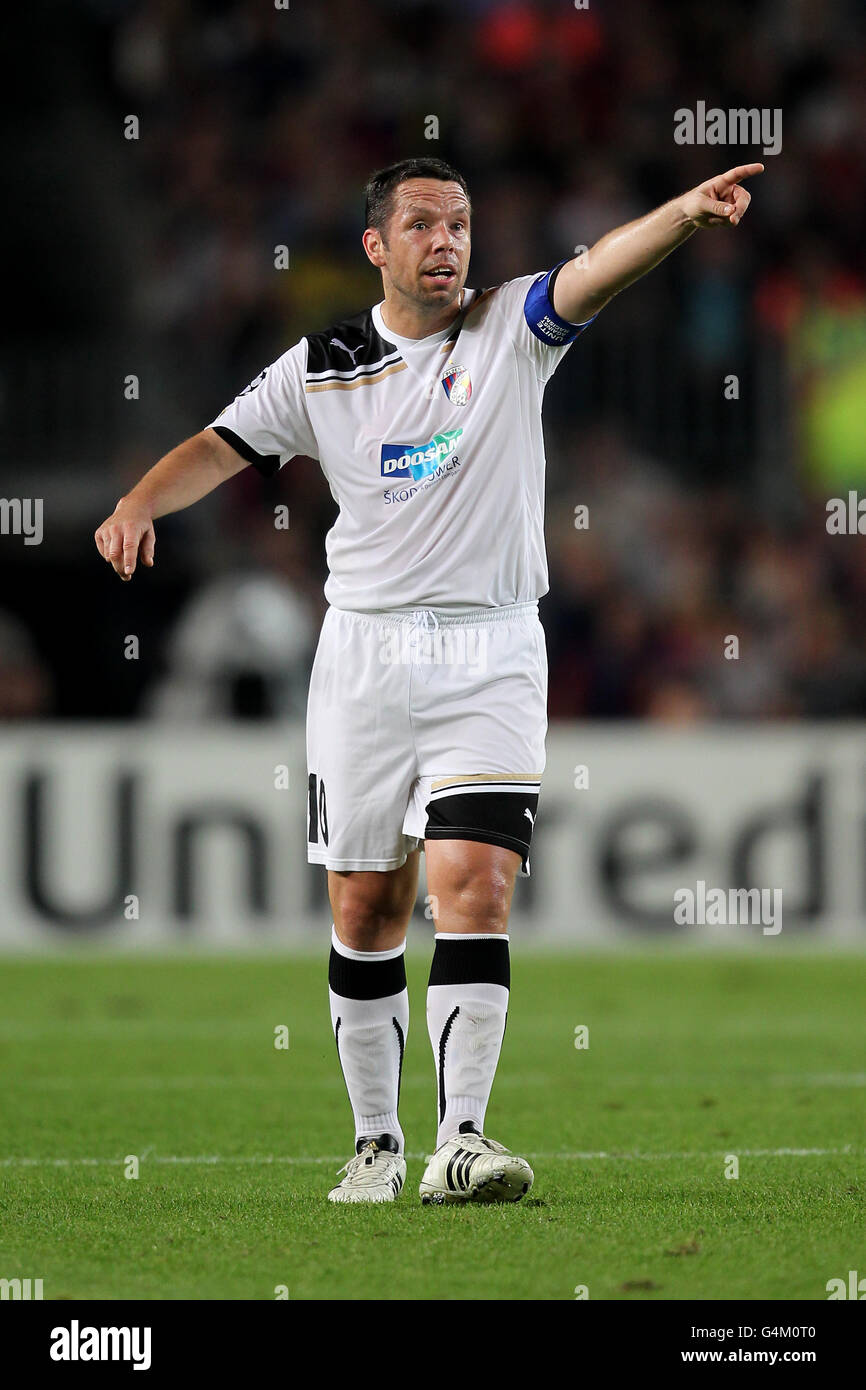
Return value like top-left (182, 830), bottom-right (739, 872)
top-left (305, 600), bottom-right (547, 876)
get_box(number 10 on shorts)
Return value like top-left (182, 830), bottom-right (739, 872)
top-left (308, 774), bottom-right (329, 846)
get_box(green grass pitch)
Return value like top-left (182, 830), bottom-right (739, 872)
top-left (0, 950), bottom-right (863, 1301)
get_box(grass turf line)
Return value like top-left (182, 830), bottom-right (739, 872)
top-left (0, 953), bottom-right (863, 1300)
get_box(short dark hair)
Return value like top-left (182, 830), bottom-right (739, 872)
top-left (364, 158), bottom-right (471, 237)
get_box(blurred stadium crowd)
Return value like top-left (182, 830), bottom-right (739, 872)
top-left (3, 0), bottom-right (866, 721)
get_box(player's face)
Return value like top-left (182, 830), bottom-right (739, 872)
top-left (378, 179), bottom-right (471, 311)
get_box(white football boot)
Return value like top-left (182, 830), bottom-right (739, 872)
top-left (419, 1131), bottom-right (534, 1205)
top-left (327, 1135), bottom-right (406, 1204)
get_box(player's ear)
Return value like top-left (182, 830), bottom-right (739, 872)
top-left (362, 227), bottom-right (386, 268)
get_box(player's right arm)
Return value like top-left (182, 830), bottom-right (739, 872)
top-left (95, 339), bottom-right (316, 581)
top-left (94, 429), bottom-right (248, 581)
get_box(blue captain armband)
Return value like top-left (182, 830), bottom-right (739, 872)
top-left (523, 259), bottom-right (596, 346)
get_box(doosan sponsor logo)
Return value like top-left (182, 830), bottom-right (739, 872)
top-left (381, 429), bottom-right (462, 481)
top-left (50, 1320), bottom-right (152, 1371)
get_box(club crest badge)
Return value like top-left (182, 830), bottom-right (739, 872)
top-left (441, 362), bottom-right (472, 407)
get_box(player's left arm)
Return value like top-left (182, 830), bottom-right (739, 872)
top-left (553, 163), bottom-right (764, 324)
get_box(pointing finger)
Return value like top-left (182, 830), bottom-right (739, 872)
top-left (122, 529), bottom-right (140, 577)
top-left (722, 163), bottom-right (765, 186)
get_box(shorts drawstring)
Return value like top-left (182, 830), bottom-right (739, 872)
top-left (408, 609), bottom-right (440, 675)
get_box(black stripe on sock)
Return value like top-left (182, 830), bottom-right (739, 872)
top-left (438, 1006), bottom-right (460, 1123)
top-left (393, 1016), bottom-right (405, 1101)
top-left (334, 1016), bottom-right (350, 1105)
top-left (329, 945), bottom-right (407, 1000)
top-left (429, 936), bottom-right (510, 989)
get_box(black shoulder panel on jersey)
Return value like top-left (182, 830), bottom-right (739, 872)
top-left (305, 308), bottom-right (397, 377)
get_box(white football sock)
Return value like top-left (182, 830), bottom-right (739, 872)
top-left (426, 932), bottom-right (510, 1150)
top-left (328, 927), bottom-right (408, 1153)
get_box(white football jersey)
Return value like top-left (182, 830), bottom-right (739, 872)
top-left (208, 267), bottom-right (593, 613)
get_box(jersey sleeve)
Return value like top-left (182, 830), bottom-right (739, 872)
top-left (493, 261), bottom-right (597, 382)
top-left (207, 338), bottom-right (318, 476)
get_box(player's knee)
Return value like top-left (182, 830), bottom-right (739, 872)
top-left (452, 887), bottom-right (511, 933)
top-left (331, 879), bottom-right (414, 950)
top-left (329, 853), bottom-right (420, 950)
top-left (333, 904), bottom-right (408, 951)
top-left (436, 855), bottom-right (517, 932)
top-left (422, 834), bottom-right (517, 934)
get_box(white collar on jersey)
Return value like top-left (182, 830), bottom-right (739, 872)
top-left (375, 287), bottom-right (472, 346)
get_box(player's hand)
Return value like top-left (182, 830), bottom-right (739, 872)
top-left (682, 163), bottom-right (764, 229)
top-left (94, 499), bottom-right (156, 581)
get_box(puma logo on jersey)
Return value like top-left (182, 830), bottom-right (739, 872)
top-left (330, 338), bottom-right (363, 365)
top-left (524, 808), bottom-right (535, 826)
